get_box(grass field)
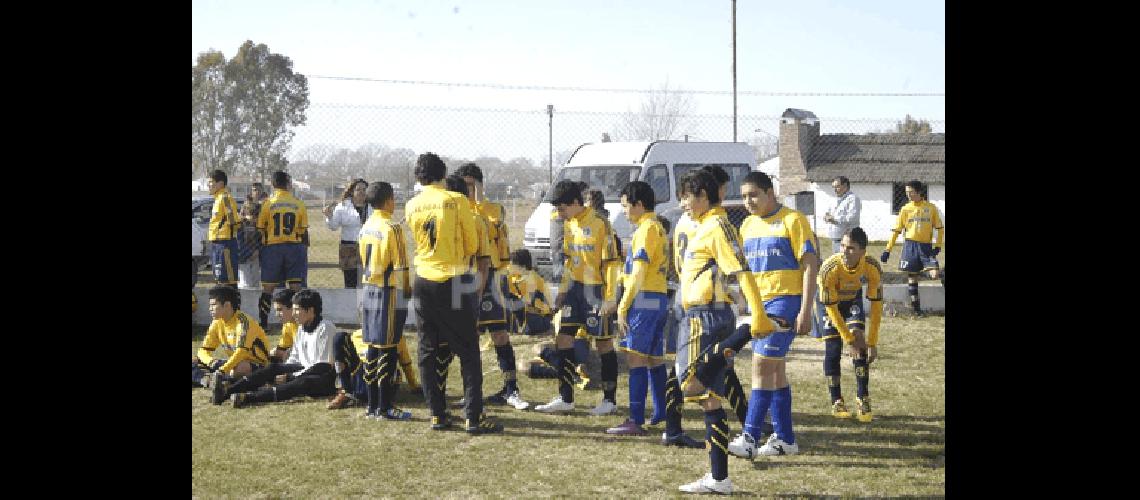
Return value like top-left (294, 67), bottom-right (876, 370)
top-left (192, 313), bottom-right (944, 497)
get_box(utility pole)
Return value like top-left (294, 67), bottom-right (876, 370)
top-left (547, 104), bottom-right (554, 183)
top-left (732, 0), bottom-right (738, 142)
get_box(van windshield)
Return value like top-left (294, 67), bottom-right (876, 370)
top-left (673, 163), bottom-right (752, 200)
top-left (544, 166), bottom-right (641, 203)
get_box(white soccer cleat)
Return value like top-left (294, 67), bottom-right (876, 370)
top-left (506, 391), bottom-right (530, 410)
top-left (727, 432), bottom-right (756, 459)
top-left (678, 473), bottom-right (733, 494)
top-left (587, 399), bottom-right (617, 416)
top-left (756, 433), bottom-right (799, 456)
top-left (535, 395), bottom-right (574, 413)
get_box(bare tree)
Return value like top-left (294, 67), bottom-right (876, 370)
top-left (613, 81), bottom-right (696, 141)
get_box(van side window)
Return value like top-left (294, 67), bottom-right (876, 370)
top-left (646, 164), bottom-right (670, 202)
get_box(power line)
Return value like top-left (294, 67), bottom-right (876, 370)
top-left (308, 75), bottom-right (944, 97)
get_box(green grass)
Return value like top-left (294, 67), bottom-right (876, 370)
top-left (192, 314), bottom-right (944, 497)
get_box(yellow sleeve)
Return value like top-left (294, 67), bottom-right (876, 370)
top-left (602, 222), bottom-right (621, 302)
top-left (221, 316), bottom-right (255, 373)
top-left (532, 274), bottom-right (551, 315)
top-left (277, 323), bottom-right (296, 351)
top-left (865, 258), bottom-right (884, 346)
top-left (789, 213), bottom-right (819, 262)
top-left (885, 206), bottom-right (908, 252)
top-left (296, 199), bottom-right (309, 236)
top-left (256, 199), bottom-right (270, 242)
top-left (740, 276), bottom-right (776, 337)
top-left (457, 197), bottom-right (479, 257)
top-left (712, 218), bottom-right (747, 276)
top-left (477, 217), bottom-right (493, 259)
top-left (392, 225), bottom-right (412, 295)
top-left (932, 206), bottom-right (944, 249)
top-left (618, 260), bottom-right (647, 315)
top-left (196, 321), bottom-right (223, 365)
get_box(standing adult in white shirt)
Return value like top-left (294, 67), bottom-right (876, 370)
top-left (822, 176), bottom-right (861, 255)
top-left (323, 179), bottom-right (369, 288)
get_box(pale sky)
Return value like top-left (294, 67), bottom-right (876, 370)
top-left (193, 0), bottom-right (945, 162)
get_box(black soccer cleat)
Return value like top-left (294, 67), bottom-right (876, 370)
top-left (466, 414), bottom-right (504, 435)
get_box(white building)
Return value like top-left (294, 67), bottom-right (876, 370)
top-left (770, 108), bottom-right (945, 242)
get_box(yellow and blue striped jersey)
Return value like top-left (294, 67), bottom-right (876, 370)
top-left (404, 184), bottom-right (480, 282)
top-left (818, 254), bottom-right (884, 346)
top-left (620, 211), bottom-right (670, 315)
top-left (197, 310), bottom-right (271, 373)
top-left (276, 320), bottom-right (298, 351)
top-left (508, 268), bottom-right (551, 316)
top-left (679, 207), bottom-right (747, 308)
top-left (740, 206), bottom-right (819, 300)
top-left (477, 200), bottom-right (511, 269)
top-left (208, 188), bottom-right (241, 241)
top-left (256, 189), bottom-right (309, 246)
top-left (886, 200), bottom-right (944, 251)
top-left (561, 207), bottom-right (622, 300)
top-left (359, 209), bottom-right (411, 294)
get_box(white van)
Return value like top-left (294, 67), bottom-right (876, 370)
top-left (522, 140), bottom-right (757, 277)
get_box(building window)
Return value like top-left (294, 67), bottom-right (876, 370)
top-left (891, 183), bottom-right (907, 214)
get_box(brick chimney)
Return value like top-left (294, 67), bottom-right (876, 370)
top-left (778, 108), bottom-right (819, 195)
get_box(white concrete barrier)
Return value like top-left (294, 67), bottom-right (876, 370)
top-left (193, 283), bottom-right (944, 327)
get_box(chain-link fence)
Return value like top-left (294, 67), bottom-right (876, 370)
top-left (194, 99), bottom-right (944, 289)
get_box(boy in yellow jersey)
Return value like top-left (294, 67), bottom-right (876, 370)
top-left (663, 166), bottom-right (755, 449)
top-left (535, 180), bottom-right (623, 416)
top-left (196, 285), bottom-right (271, 404)
top-left (343, 182), bottom-right (413, 420)
top-left (881, 180), bottom-right (944, 316)
top-left (405, 153), bottom-right (502, 434)
top-left (229, 290), bottom-right (339, 408)
top-left (506, 249), bottom-right (553, 336)
top-left (726, 171), bottom-right (820, 460)
top-left (206, 170), bottom-right (241, 288)
top-left (455, 164), bottom-right (529, 411)
top-left (269, 288), bottom-right (298, 362)
top-left (605, 181), bottom-right (671, 436)
top-left (256, 171), bottom-right (309, 331)
top-left (813, 227), bottom-right (883, 422)
top-left (675, 171), bottom-right (776, 495)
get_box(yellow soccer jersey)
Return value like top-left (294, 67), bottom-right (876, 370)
top-left (739, 206), bottom-right (819, 300)
top-left (886, 200), bottom-right (944, 251)
top-left (477, 200), bottom-right (511, 269)
top-left (469, 202), bottom-right (498, 270)
top-left (679, 207), bottom-right (746, 308)
top-left (509, 269), bottom-right (551, 316)
top-left (561, 207), bottom-right (621, 300)
top-left (256, 189), bottom-right (309, 246)
top-left (208, 188), bottom-right (241, 241)
top-left (197, 310), bottom-right (271, 373)
top-left (405, 184), bottom-right (480, 282)
top-left (619, 211), bottom-right (669, 314)
top-left (673, 212), bottom-right (699, 296)
top-left (818, 254), bottom-right (884, 346)
top-left (276, 320), bottom-right (298, 351)
top-left (359, 209), bottom-right (412, 293)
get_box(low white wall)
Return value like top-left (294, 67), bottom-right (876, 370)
top-left (193, 284), bottom-right (944, 326)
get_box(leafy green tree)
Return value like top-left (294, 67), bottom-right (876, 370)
top-left (192, 50), bottom-right (241, 178)
top-left (192, 41), bottom-right (309, 182)
top-left (228, 41), bottom-right (310, 182)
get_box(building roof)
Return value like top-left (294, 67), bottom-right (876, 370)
top-left (804, 133), bottom-right (945, 183)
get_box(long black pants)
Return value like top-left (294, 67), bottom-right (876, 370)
top-left (243, 363), bottom-right (337, 404)
top-left (414, 276), bottom-right (483, 421)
